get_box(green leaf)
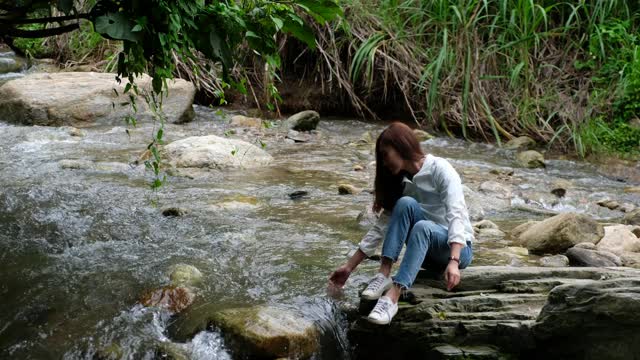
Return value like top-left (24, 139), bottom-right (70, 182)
top-left (210, 27), bottom-right (232, 70)
top-left (296, 0), bottom-right (343, 24)
top-left (152, 76), bottom-right (163, 94)
top-left (271, 16), bottom-right (284, 31)
top-left (282, 14), bottom-right (317, 48)
top-left (95, 12), bottom-right (143, 43)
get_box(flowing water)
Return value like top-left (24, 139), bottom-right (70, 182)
top-left (0, 49), bottom-right (27, 85)
top-left (0, 105), bottom-right (638, 359)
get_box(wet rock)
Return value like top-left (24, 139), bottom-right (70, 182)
top-left (517, 213), bottom-right (603, 254)
top-left (288, 110), bottom-right (320, 132)
top-left (462, 185), bottom-right (514, 221)
top-left (597, 224), bottom-right (640, 255)
top-left (358, 131), bottom-right (374, 144)
top-left (338, 183), bottom-right (361, 195)
top-left (214, 306), bottom-right (319, 358)
top-left (413, 129), bottom-right (433, 142)
top-left (624, 186), bottom-right (640, 194)
top-left (59, 159), bottom-right (94, 170)
top-left (596, 159), bottom-right (640, 183)
top-left (67, 127), bottom-right (85, 137)
top-left (517, 190), bottom-right (559, 208)
top-left (169, 305), bottom-right (318, 358)
top-left (140, 286), bottom-right (195, 314)
top-left (623, 209), bottom-right (640, 226)
top-left (566, 247), bottom-right (622, 267)
top-left (286, 129), bottom-right (311, 143)
top-left (597, 199), bottom-right (620, 210)
top-left (429, 344), bottom-right (501, 359)
top-left (539, 255), bottom-right (569, 267)
top-left (534, 277), bottom-right (640, 359)
top-left (506, 246), bottom-right (530, 257)
top-left (574, 242), bottom-right (597, 250)
top-left (473, 219), bottom-right (500, 230)
top-left (352, 164), bottom-right (364, 171)
top-left (162, 207), bottom-right (188, 217)
top-left (476, 228), bottom-right (506, 241)
top-left (155, 341), bottom-right (189, 360)
top-left (516, 150), bottom-right (545, 168)
top-left (0, 55), bottom-right (26, 74)
top-left (621, 253), bottom-right (640, 268)
top-left (489, 168), bottom-right (514, 177)
top-left (288, 190), bottom-right (309, 200)
top-left (479, 181), bottom-right (512, 199)
top-left (163, 135), bottom-right (272, 169)
top-left (620, 203), bottom-right (637, 213)
top-left (550, 179), bottom-right (572, 198)
top-left (350, 266), bottom-right (640, 359)
top-left (0, 72), bottom-right (195, 126)
top-left (169, 264), bottom-right (202, 287)
top-left (504, 136), bottom-right (536, 150)
top-left (230, 115), bottom-right (262, 128)
top-left (95, 343), bottom-right (124, 360)
top-left (509, 220), bottom-right (538, 239)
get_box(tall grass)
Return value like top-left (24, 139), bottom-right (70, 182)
top-left (308, 0), bottom-right (639, 155)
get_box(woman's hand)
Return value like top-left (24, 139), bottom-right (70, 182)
top-left (444, 261), bottom-right (461, 291)
top-left (328, 264), bottom-right (352, 288)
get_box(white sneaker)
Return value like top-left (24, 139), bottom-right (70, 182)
top-left (361, 273), bottom-right (393, 300)
top-left (367, 296), bottom-right (398, 325)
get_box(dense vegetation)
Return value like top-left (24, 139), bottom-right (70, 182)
top-left (310, 0), bottom-right (640, 156)
top-left (2, 0), bottom-right (640, 157)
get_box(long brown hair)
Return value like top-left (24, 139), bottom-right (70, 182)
top-left (374, 122), bottom-right (425, 211)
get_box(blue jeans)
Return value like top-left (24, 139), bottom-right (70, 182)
top-left (381, 196), bottom-right (473, 289)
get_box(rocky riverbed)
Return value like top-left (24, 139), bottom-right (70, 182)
top-left (0, 70), bottom-right (639, 359)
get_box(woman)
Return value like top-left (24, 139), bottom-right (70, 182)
top-left (328, 122), bottom-right (474, 325)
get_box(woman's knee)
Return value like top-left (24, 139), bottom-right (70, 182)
top-left (394, 196), bottom-right (419, 212)
top-left (413, 220), bottom-right (438, 234)
top-left (409, 220), bottom-right (438, 244)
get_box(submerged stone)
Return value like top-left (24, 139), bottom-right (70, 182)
top-left (139, 286), bottom-right (195, 314)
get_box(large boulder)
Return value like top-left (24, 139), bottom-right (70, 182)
top-left (517, 213), bottom-right (603, 254)
top-left (168, 305), bottom-right (319, 359)
top-left (597, 224), bottom-right (640, 255)
top-left (0, 54), bottom-right (26, 74)
top-left (534, 278), bottom-right (640, 359)
top-left (624, 209), bottom-right (640, 226)
top-left (230, 115), bottom-right (262, 128)
top-left (0, 72), bottom-right (195, 126)
top-left (287, 110), bottom-right (320, 131)
top-left (565, 247), bottom-right (622, 267)
top-left (516, 150), bottom-right (545, 168)
top-left (350, 266), bottom-right (640, 359)
top-left (169, 264), bottom-right (203, 287)
top-left (413, 129), bottom-right (433, 142)
top-left (163, 135), bottom-right (273, 169)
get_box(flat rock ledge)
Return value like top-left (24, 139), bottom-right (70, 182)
top-left (349, 266), bottom-right (640, 359)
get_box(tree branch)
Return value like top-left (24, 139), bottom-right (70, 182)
top-left (0, 13), bottom-right (90, 24)
top-left (1, 23), bottom-right (80, 38)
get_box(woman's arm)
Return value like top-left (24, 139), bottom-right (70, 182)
top-left (435, 160), bottom-right (469, 248)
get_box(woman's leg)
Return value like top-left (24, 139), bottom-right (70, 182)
top-left (367, 220), bottom-right (448, 324)
top-left (390, 220), bottom-right (449, 290)
top-left (421, 233), bottom-right (473, 271)
top-left (379, 196), bottom-right (426, 276)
